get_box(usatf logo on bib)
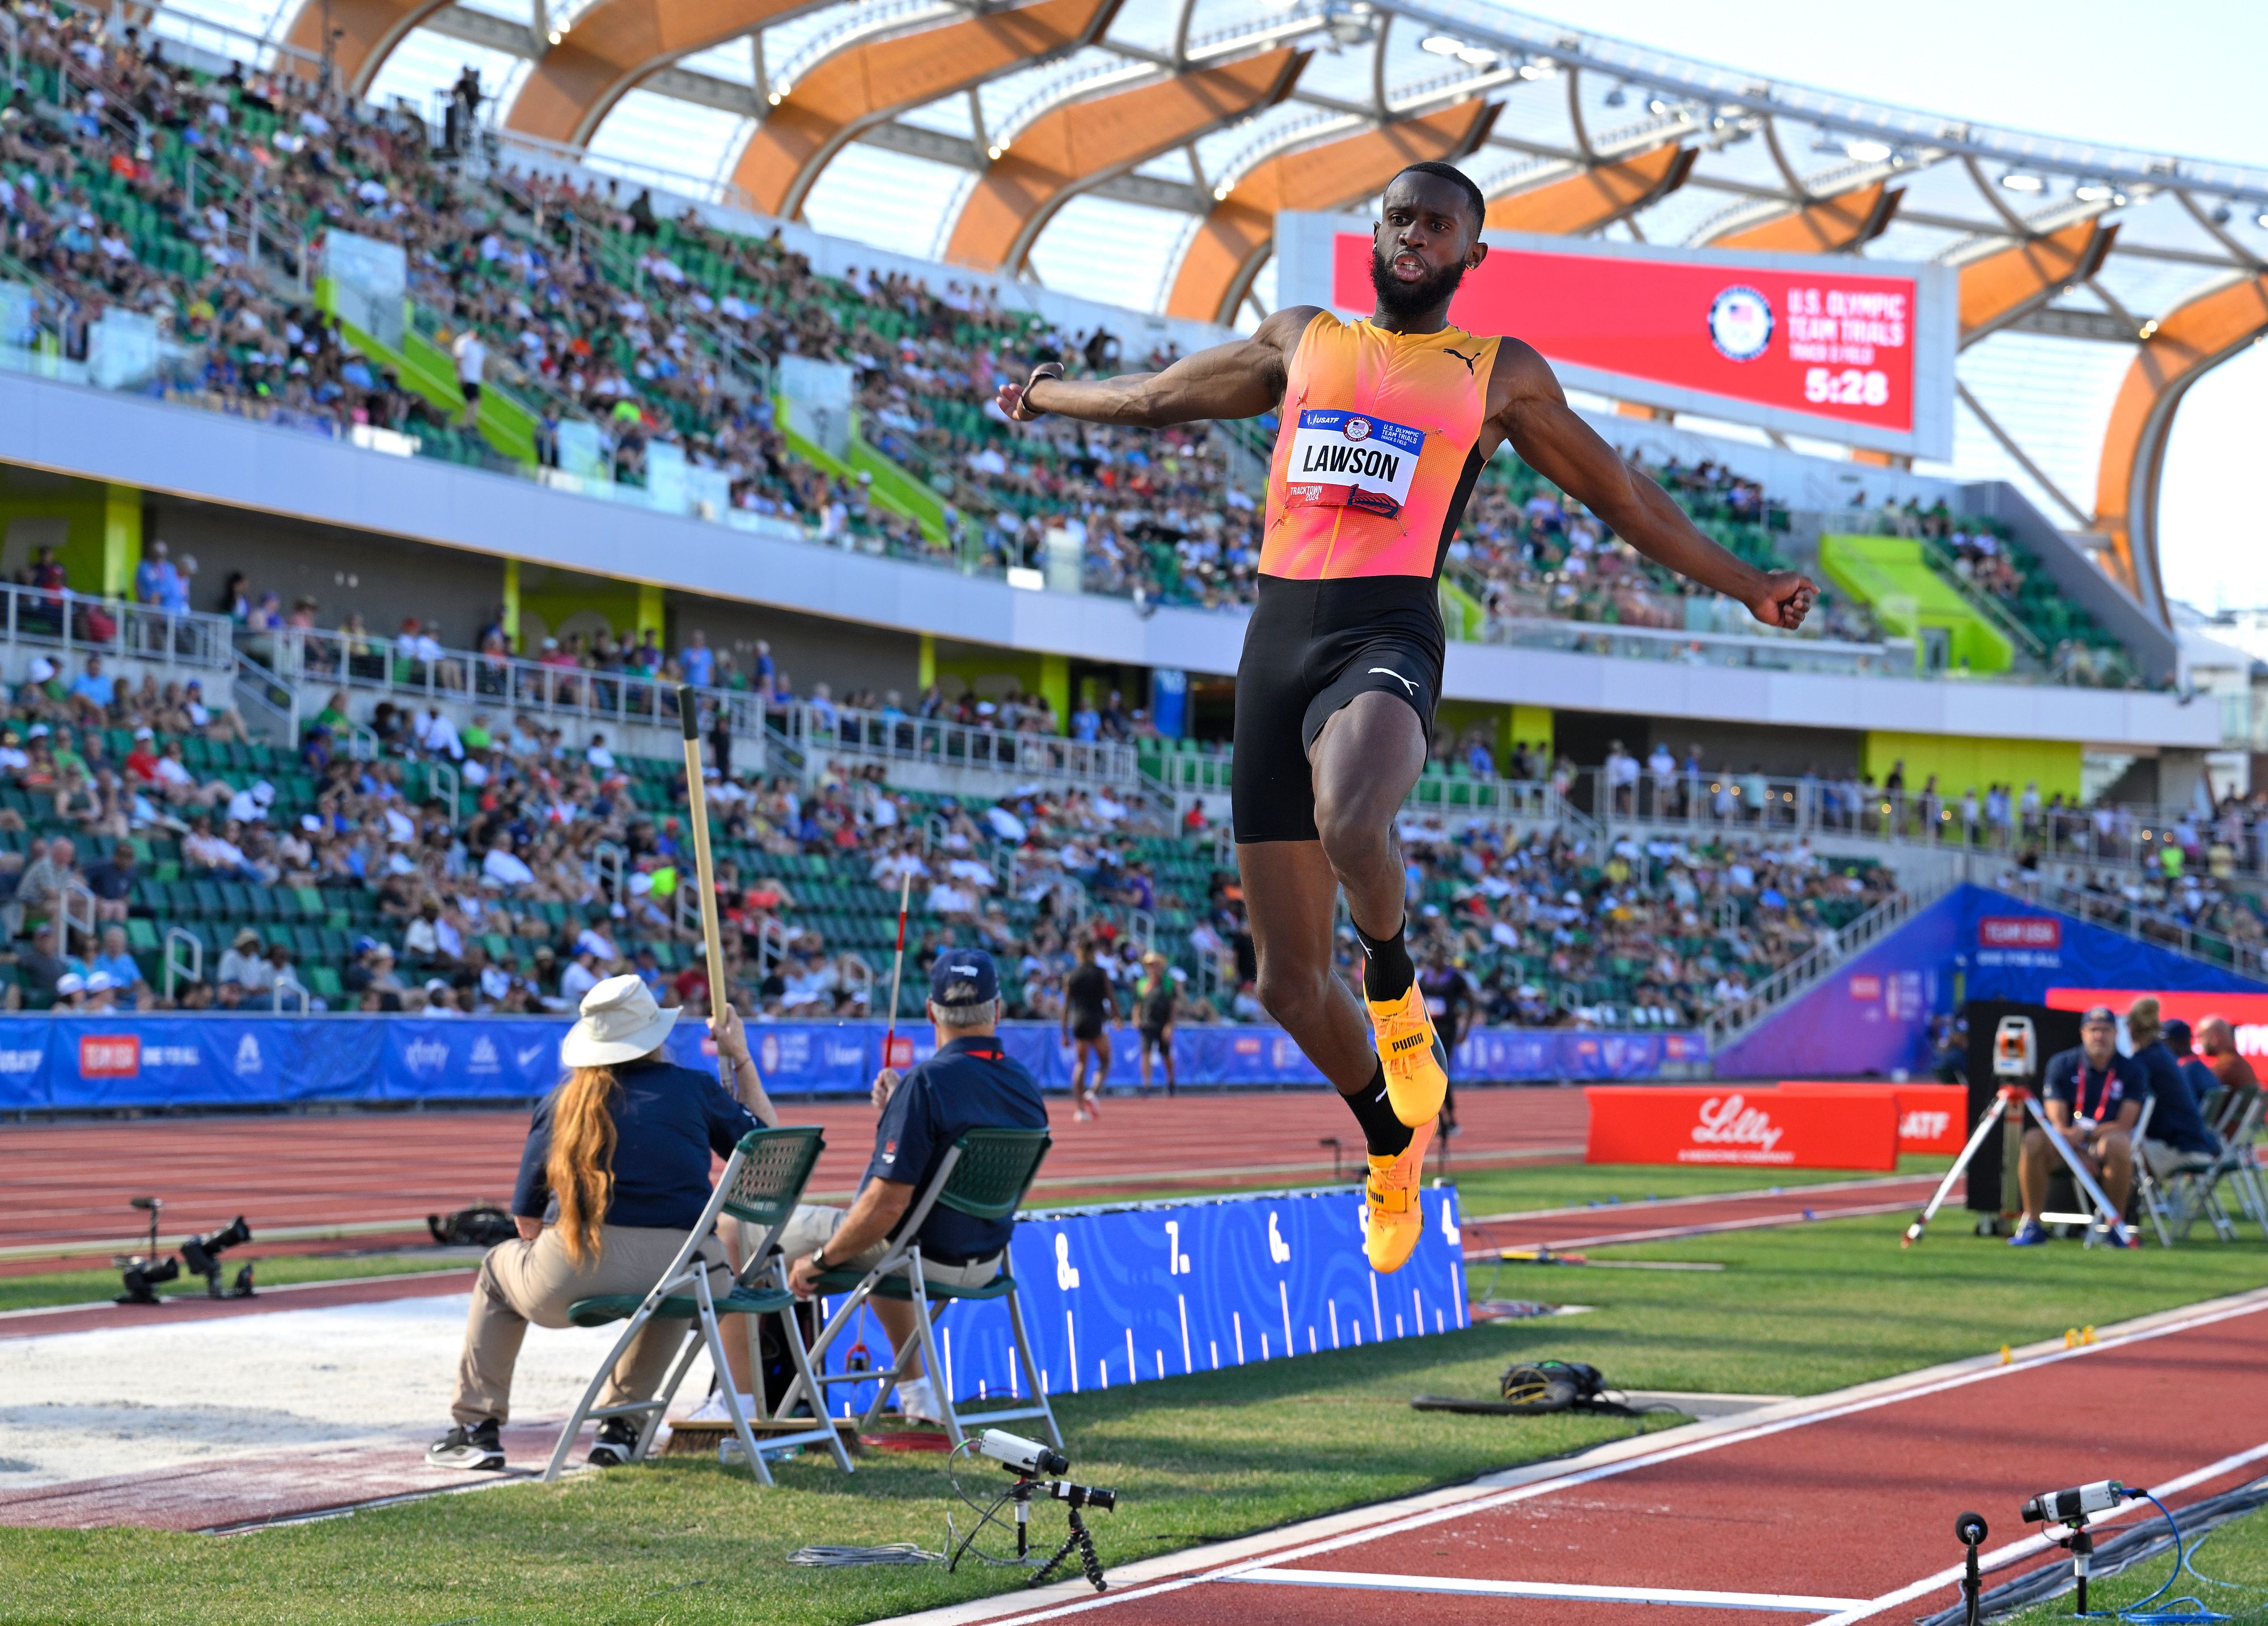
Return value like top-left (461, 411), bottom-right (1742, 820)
top-left (1282, 409), bottom-right (1425, 519)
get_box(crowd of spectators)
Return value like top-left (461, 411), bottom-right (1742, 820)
top-left (6, 2), bottom-right (2125, 666)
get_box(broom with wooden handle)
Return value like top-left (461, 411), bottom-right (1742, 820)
top-left (677, 685), bottom-right (772, 1121)
top-left (675, 684), bottom-right (777, 1443)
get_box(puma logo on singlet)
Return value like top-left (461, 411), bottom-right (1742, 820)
top-left (1444, 346), bottom-right (1479, 374)
top-left (1369, 667), bottom-right (1419, 695)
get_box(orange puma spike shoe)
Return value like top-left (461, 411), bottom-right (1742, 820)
top-left (1364, 1117), bottom-right (1435, 1274)
top-left (1367, 984), bottom-right (1449, 1128)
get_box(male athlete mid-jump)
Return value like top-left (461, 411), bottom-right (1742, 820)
top-left (997, 162), bottom-right (1816, 1273)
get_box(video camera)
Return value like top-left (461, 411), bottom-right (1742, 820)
top-left (117, 1214), bottom-right (255, 1305)
top-left (953, 1431), bottom-right (1119, 1590)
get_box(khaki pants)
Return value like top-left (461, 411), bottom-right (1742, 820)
top-left (452, 1222), bottom-right (730, 1426)
top-left (774, 1204), bottom-right (1002, 1290)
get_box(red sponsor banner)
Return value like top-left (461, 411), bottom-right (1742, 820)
top-left (78, 1035), bottom-right (139, 1078)
top-left (1980, 916), bottom-right (2062, 949)
top-left (2047, 990), bottom-right (2268, 1059)
top-left (1777, 1082), bottom-right (1967, 1156)
top-left (1330, 235), bottom-right (1919, 433)
top-left (1585, 1086), bottom-right (1897, 1170)
top-left (1848, 975), bottom-right (1882, 1000)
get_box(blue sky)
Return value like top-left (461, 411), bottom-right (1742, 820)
top-left (1537, 0), bottom-right (2268, 610)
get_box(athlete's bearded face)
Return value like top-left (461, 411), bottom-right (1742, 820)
top-left (1369, 236), bottom-right (1469, 318)
top-left (1368, 177), bottom-right (1481, 320)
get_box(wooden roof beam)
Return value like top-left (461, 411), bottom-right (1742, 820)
top-left (1163, 99), bottom-right (1499, 325)
top-left (942, 46), bottom-right (1309, 273)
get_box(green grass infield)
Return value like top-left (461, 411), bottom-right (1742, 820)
top-left (1, 1201), bottom-right (2262, 1625)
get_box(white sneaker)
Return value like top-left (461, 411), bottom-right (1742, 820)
top-left (681, 1390), bottom-right (758, 1425)
top-left (895, 1378), bottom-right (946, 1425)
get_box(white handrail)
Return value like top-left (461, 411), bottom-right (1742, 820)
top-left (163, 925), bottom-right (202, 1000)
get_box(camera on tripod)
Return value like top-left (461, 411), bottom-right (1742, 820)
top-left (115, 1213), bottom-right (255, 1305)
top-left (950, 1430), bottom-right (1119, 1591)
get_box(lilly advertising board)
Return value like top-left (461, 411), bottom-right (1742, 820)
top-left (1275, 213), bottom-right (1957, 459)
top-left (1585, 1085), bottom-right (1899, 1170)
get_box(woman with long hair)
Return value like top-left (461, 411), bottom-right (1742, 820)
top-left (428, 975), bottom-right (774, 1472)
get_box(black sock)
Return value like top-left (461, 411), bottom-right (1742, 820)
top-left (1354, 917), bottom-right (1415, 1003)
top-left (1340, 1060), bottom-right (1414, 1159)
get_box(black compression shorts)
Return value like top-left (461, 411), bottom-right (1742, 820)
top-left (1232, 574), bottom-right (1444, 844)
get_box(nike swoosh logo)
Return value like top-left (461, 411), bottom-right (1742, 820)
top-left (1369, 667), bottom-right (1419, 696)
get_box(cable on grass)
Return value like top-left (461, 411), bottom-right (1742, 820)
top-left (1913, 1476), bottom-right (2268, 1626)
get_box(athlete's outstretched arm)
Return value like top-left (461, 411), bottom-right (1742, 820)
top-left (1492, 342), bottom-right (1817, 630)
top-left (996, 307), bottom-right (1319, 428)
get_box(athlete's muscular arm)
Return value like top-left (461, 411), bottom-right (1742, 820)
top-left (996, 307), bottom-right (1320, 428)
top-left (1488, 341), bottom-right (1817, 631)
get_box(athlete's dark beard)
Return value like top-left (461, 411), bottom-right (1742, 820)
top-left (1368, 242), bottom-right (1469, 320)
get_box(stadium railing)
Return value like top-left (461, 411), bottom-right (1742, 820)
top-left (0, 580), bottom-right (234, 675)
top-left (1570, 765), bottom-right (2268, 881)
top-left (776, 701), bottom-right (1139, 789)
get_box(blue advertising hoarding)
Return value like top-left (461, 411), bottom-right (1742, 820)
top-left (0, 1017), bottom-right (1698, 1111)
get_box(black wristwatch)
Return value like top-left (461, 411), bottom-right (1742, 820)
top-left (809, 1247), bottom-right (829, 1273)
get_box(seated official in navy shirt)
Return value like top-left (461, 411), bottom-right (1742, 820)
top-left (2013, 1004), bottom-right (2143, 1247)
top-left (428, 976), bottom-right (773, 1475)
top-left (2127, 1000), bottom-right (2221, 1172)
top-left (781, 947), bottom-right (1046, 1425)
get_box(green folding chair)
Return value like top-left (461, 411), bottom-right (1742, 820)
top-left (543, 1125), bottom-right (851, 1485)
top-left (785, 1127), bottom-right (1057, 1450)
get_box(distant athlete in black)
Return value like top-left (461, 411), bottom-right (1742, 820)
top-left (1061, 936), bottom-right (1115, 1121)
top-left (1135, 949), bottom-right (1178, 1096)
top-left (1418, 954), bottom-right (1476, 1137)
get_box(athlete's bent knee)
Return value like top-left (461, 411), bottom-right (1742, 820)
top-left (1257, 964), bottom-right (1332, 1032)
top-left (1313, 797), bottom-right (1390, 875)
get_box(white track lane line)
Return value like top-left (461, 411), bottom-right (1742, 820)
top-left (1469, 1199), bottom-right (1923, 1257)
top-left (1225, 1570), bottom-right (1865, 1611)
top-left (970, 1292), bottom-right (2268, 1626)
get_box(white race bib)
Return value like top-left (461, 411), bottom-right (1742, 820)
top-left (1281, 409), bottom-right (1425, 519)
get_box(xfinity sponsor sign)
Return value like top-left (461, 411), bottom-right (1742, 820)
top-left (1273, 213), bottom-right (1956, 459)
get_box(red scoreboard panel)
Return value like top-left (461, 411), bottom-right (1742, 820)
top-left (1275, 213), bottom-right (1956, 460)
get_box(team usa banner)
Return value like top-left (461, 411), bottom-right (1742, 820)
top-left (1274, 212), bottom-right (1958, 459)
top-left (0, 1016), bottom-right (1705, 1110)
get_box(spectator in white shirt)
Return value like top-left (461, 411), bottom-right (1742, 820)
top-left (416, 706), bottom-right (464, 760)
top-left (218, 928), bottom-right (273, 991)
top-left (224, 780), bottom-right (275, 824)
top-left (452, 329), bottom-right (487, 426)
top-left (482, 840), bottom-right (536, 889)
top-left (586, 732), bottom-right (616, 772)
top-left (558, 946), bottom-right (602, 1006)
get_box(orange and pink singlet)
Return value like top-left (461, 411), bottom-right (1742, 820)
top-left (1233, 312), bottom-right (1504, 843)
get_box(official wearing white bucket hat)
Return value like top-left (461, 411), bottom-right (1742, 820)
top-left (558, 973), bottom-right (679, 1068)
top-left (430, 976), bottom-right (772, 1474)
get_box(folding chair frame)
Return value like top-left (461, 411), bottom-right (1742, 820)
top-left (542, 1125), bottom-right (852, 1485)
top-left (781, 1128), bottom-right (1059, 1451)
top-left (2164, 1093), bottom-right (2268, 1243)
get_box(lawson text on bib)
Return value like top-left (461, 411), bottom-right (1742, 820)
top-left (1280, 409), bottom-right (1426, 520)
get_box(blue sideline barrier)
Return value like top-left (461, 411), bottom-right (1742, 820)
top-left (0, 1015), bottom-right (1703, 1111)
top-left (810, 1184), bottom-right (1469, 1417)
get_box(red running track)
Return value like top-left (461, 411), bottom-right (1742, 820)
top-left (960, 1294), bottom-right (2268, 1626)
top-left (0, 1087), bottom-right (1585, 1268)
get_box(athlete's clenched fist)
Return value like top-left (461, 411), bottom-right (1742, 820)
top-left (1746, 570), bottom-right (1818, 631)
